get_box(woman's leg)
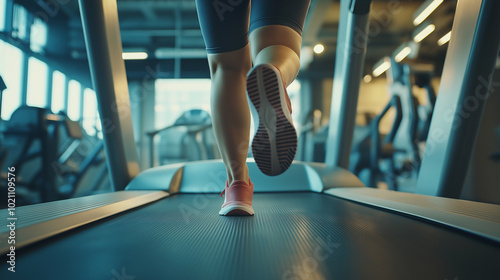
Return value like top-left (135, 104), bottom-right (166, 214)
top-left (248, 0), bottom-right (310, 84)
top-left (245, 26), bottom-right (303, 176)
top-left (195, 0), bottom-right (252, 185)
top-left (249, 25), bottom-right (303, 86)
top-left (244, 0), bottom-right (310, 176)
top-left (196, 0), bottom-right (254, 215)
top-left (207, 45), bottom-right (252, 185)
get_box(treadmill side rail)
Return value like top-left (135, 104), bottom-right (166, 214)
top-left (0, 191), bottom-right (168, 255)
top-left (327, 188), bottom-right (500, 243)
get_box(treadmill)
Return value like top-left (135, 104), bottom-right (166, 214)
top-left (1, 0), bottom-right (500, 279)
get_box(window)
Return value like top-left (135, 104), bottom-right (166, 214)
top-left (26, 57), bottom-right (48, 108)
top-left (51, 71), bottom-right (66, 113)
top-left (0, 0), bottom-right (6, 32)
top-left (0, 40), bottom-right (23, 120)
top-left (288, 80), bottom-right (301, 127)
top-left (30, 17), bottom-right (48, 53)
top-left (154, 79), bottom-right (301, 145)
top-left (67, 80), bottom-right (81, 121)
top-left (82, 88), bottom-right (97, 136)
top-left (12, 4), bottom-right (27, 40)
top-left (154, 79), bottom-right (211, 129)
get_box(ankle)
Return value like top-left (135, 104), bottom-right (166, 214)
top-left (229, 176), bottom-right (249, 186)
top-left (228, 166), bottom-right (250, 185)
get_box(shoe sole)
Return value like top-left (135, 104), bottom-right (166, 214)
top-left (247, 64), bottom-right (297, 176)
top-left (219, 204), bottom-right (255, 216)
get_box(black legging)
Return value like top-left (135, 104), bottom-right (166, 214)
top-left (195, 0), bottom-right (311, 54)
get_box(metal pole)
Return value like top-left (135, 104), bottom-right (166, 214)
top-left (78, 0), bottom-right (140, 190)
top-left (325, 0), bottom-right (372, 169)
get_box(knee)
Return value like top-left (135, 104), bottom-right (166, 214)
top-left (250, 25), bottom-right (303, 58)
top-left (208, 53), bottom-right (252, 78)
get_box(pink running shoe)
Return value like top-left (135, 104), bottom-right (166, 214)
top-left (219, 180), bottom-right (254, 216)
top-left (246, 64), bottom-right (298, 176)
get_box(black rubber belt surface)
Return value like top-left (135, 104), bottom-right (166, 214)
top-left (1, 192), bottom-right (499, 280)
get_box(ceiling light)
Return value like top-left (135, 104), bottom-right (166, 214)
top-left (395, 46), bottom-right (412, 62)
top-left (122, 52), bottom-right (148, 60)
top-left (363, 75), bottom-right (372, 83)
top-left (413, 24), bottom-right (435, 43)
top-left (313, 44), bottom-right (324, 54)
top-left (413, 0), bottom-right (443, 26)
top-left (437, 31), bottom-right (451, 46)
top-left (373, 57), bottom-right (391, 77)
top-left (155, 48), bottom-right (207, 59)
top-left (373, 62), bottom-right (390, 77)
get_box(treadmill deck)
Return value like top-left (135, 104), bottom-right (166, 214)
top-left (2, 192), bottom-right (499, 279)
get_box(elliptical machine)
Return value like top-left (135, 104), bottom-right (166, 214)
top-left (1, 106), bottom-right (66, 202)
top-left (350, 93), bottom-right (403, 190)
top-left (350, 59), bottom-right (436, 190)
top-left (0, 106), bottom-right (107, 204)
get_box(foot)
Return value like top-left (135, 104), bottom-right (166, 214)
top-left (219, 180), bottom-right (254, 216)
top-left (246, 64), bottom-right (298, 176)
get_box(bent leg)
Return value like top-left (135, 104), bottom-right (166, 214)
top-left (249, 25), bottom-right (303, 86)
top-left (246, 26), bottom-right (304, 176)
top-left (208, 45), bottom-right (252, 185)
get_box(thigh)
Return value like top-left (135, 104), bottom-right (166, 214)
top-left (195, 0), bottom-right (251, 54)
top-left (249, 0), bottom-right (311, 36)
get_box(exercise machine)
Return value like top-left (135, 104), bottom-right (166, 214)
top-left (147, 109), bottom-right (218, 167)
top-left (350, 94), bottom-right (403, 189)
top-left (350, 60), bottom-right (436, 190)
top-left (0, 107), bottom-right (108, 204)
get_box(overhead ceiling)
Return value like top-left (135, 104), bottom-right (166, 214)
top-left (24, 0), bottom-right (458, 79)
top-left (304, 0), bottom-right (456, 76)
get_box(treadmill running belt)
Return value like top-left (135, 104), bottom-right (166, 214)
top-left (1, 192), bottom-right (499, 279)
